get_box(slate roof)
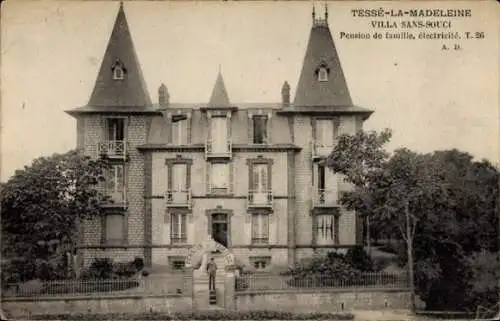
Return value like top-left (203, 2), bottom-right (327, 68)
top-left (207, 72), bottom-right (232, 108)
top-left (87, 2), bottom-right (152, 108)
top-left (293, 12), bottom-right (353, 107)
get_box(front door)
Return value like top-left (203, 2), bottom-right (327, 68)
top-left (211, 214), bottom-right (228, 248)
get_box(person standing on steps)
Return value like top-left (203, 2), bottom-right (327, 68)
top-left (206, 257), bottom-right (217, 291)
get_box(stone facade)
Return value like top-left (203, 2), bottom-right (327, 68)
top-left (70, 4), bottom-right (374, 270)
top-left (77, 109), bottom-right (364, 269)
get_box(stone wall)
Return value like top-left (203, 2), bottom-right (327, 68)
top-left (3, 295), bottom-right (192, 318)
top-left (3, 289), bottom-right (410, 317)
top-left (235, 289), bottom-right (411, 312)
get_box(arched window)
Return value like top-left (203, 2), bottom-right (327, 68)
top-left (113, 66), bottom-right (124, 80)
top-left (318, 67), bottom-right (328, 82)
top-left (111, 59), bottom-right (125, 80)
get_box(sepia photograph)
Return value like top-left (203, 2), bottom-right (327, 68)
top-left (0, 0), bottom-right (498, 320)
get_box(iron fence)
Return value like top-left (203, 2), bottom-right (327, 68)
top-left (236, 272), bottom-right (409, 292)
top-left (1, 274), bottom-right (191, 299)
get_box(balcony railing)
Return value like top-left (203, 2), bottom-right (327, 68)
top-left (312, 189), bottom-right (339, 208)
top-left (311, 140), bottom-right (336, 160)
top-left (98, 140), bottom-right (128, 159)
top-left (205, 139), bottom-right (232, 159)
top-left (101, 189), bottom-right (127, 208)
top-left (165, 189), bottom-right (192, 209)
top-left (247, 190), bottom-right (273, 208)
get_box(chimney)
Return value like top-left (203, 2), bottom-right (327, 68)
top-left (158, 83), bottom-right (169, 107)
top-left (281, 81), bottom-right (290, 106)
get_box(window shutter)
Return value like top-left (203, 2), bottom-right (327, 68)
top-left (262, 165), bottom-right (269, 191)
top-left (333, 117), bottom-right (340, 138)
top-left (207, 117), bottom-right (212, 141)
top-left (266, 114), bottom-right (272, 144)
top-left (334, 216), bottom-right (340, 244)
top-left (262, 215), bottom-right (269, 239)
top-left (251, 215), bottom-right (257, 239)
top-left (181, 214), bottom-right (187, 240)
top-left (251, 167), bottom-right (258, 191)
top-left (227, 115), bottom-right (232, 143)
top-left (248, 112), bottom-right (253, 143)
top-left (205, 162), bottom-right (211, 194)
top-left (187, 115), bottom-right (192, 144)
top-left (229, 162), bottom-right (234, 193)
top-left (170, 214), bottom-right (176, 238)
top-left (311, 118), bottom-right (317, 142)
top-left (123, 117), bottom-right (129, 141)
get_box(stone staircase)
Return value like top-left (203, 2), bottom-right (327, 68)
top-left (193, 254), bottom-right (227, 309)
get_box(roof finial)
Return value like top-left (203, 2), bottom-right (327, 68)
top-left (324, 3), bottom-right (328, 20)
top-left (312, 4), bottom-right (316, 20)
top-left (218, 64), bottom-right (221, 74)
top-left (119, 1), bottom-right (124, 8)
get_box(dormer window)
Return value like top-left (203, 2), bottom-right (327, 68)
top-left (111, 59), bottom-right (126, 80)
top-left (315, 63), bottom-right (330, 82)
top-left (113, 67), bottom-right (124, 80)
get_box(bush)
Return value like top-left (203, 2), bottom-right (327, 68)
top-left (88, 258), bottom-right (114, 279)
top-left (345, 246), bottom-right (374, 272)
top-left (282, 249), bottom-right (377, 288)
top-left (1, 258), bottom-right (36, 285)
top-left (39, 279), bottom-right (139, 295)
top-left (113, 262), bottom-right (137, 278)
top-left (132, 257), bottom-right (144, 271)
top-left (28, 310), bottom-right (354, 320)
top-left (81, 257), bottom-right (146, 280)
top-left (141, 268), bottom-right (150, 277)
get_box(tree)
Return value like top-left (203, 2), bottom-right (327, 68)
top-left (328, 135), bottom-right (500, 311)
top-left (1, 150), bottom-right (108, 281)
top-left (327, 129), bottom-right (445, 312)
top-left (326, 128), bottom-right (392, 254)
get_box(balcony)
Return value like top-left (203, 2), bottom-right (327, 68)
top-left (98, 140), bottom-right (129, 160)
top-left (165, 189), bottom-right (192, 209)
top-left (205, 139), bottom-right (232, 160)
top-left (101, 190), bottom-right (127, 209)
top-left (312, 189), bottom-right (340, 208)
top-left (247, 190), bottom-right (273, 209)
top-left (311, 140), bottom-right (336, 160)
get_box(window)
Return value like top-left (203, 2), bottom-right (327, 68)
top-left (113, 66), bottom-right (124, 80)
top-left (252, 214), bottom-right (269, 244)
top-left (169, 257), bottom-right (186, 271)
top-left (318, 67), bottom-right (328, 82)
top-left (313, 163), bottom-right (338, 207)
top-left (316, 119), bottom-right (334, 145)
top-left (315, 215), bottom-right (338, 245)
top-left (105, 214), bottom-right (125, 244)
top-left (112, 60), bottom-right (125, 80)
top-left (107, 118), bottom-right (126, 141)
top-left (209, 163), bottom-right (230, 194)
top-left (168, 163), bottom-right (189, 204)
top-left (170, 213), bottom-right (187, 244)
top-left (105, 165), bottom-right (125, 204)
top-left (171, 164), bottom-right (188, 191)
top-left (172, 260), bottom-right (185, 270)
top-left (171, 115), bottom-right (188, 145)
top-left (249, 163), bottom-right (270, 205)
top-left (250, 256), bottom-right (271, 270)
top-left (251, 164), bottom-right (268, 192)
top-left (252, 115), bottom-right (268, 144)
top-left (210, 117), bottom-right (228, 153)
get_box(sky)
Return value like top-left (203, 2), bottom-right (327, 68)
top-left (1, 0), bottom-right (499, 180)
